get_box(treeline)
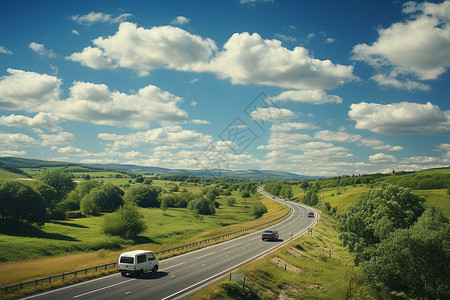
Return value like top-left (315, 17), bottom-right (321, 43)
top-left (0, 162), bottom-right (28, 177)
top-left (339, 185), bottom-right (449, 299)
top-left (263, 181), bottom-right (293, 199)
top-left (382, 173), bottom-right (450, 189)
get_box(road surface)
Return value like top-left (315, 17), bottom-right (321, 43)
top-left (22, 189), bottom-right (317, 300)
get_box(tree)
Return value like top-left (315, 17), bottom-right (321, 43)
top-left (80, 184), bottom-right (124, 215)
top-left (135, 175), bottom-right (144, 183)
top-left (37, 170), bottom-right (76, 200)
top-left (339, 185), bottom-right (426, 265)
top-left (300, 181), bottom-right (310, 191)
top-left (302, 190), bottom-right (318, 206)
top-left (360, 206), bottom-right (449, 299)
top-left (227, 197), bottom-right (237, 206)
top-left (124, 185), bottom-right (159, 208)
top-left (102, 204), bottom-right (147, 239)
top-left (188, 197), bottom-right (215, 215)
top-left (0, 181), bottom-right (47, 225)
top-left (250, 202), bottom-right (267, 219)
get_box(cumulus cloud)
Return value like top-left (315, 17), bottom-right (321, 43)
top-left (171, 16), bottom-right (190, 25)
top-left (0, 112), bottom-right (60, 131)
top-left (80, 22), bottom-right (217, 73)
top-left (71, 12), bottom-right (132, 25)
top-left (208, 32), bottom-right (356, 89)
top-left (40, 131), bottom-right (75, 147)
top-left (0, 150), bottom-right (26, 156)
top-left (369, 152), bottom-right (397, 163)
top-left (29, 42), bottom-right (55, 58)
top-left (0, 69), bottom-right (62, 110)
top-left (0, 69), bottom-right (189, 128)
top-left (371, 73), bottom-right (431, 91)
top-left (0, 133), bottom-right (37, 148)
top-left (191, 119), bottom-right (210, 124)
top-left (0, 46), bottom-right (12, 55)
top-left (349, 101), bottom-right (450, 135)
top-left (68, 24), bottom-right (356, 89)
top-left (271, 122), bottom-right (317, 132)
top-left (250, 107), bottom-right (296, 121)
top-left (352, 0), bottom-right (450, 81)
top-left (273, 89), bottom-right (343, 104)
top-left (314, 130), bottom-right (361, 142)
top-left (48, 81), bottom-right (188, 128)
top-left (67, 46), bottom-right (114, 69)
top-left (98, 126), bottom-right (213, 150)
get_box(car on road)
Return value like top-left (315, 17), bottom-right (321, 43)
top-left (307, 212), bottom-right (315, 218)
top-left (118, 250), bottom-right (159, 277)
top-left (262, 230), bottom-right (279, 241)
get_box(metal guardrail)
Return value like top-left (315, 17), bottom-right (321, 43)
top-left (0, 205), bottom-right (292, 295)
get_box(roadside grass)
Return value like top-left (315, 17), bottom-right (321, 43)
top-left (0, 192), bottom-right (289, 287)
top-left (187, 214), bottom-right (380, 300)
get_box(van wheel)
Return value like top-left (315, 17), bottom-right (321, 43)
top-left (152, 265), bottom-right (158, 273)
top-left (121, 272), bottom-right (127, 277)
top-left (139, 269), bottom-right (144, 277)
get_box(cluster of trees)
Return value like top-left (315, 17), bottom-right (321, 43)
top-left (382, 173), bottom-right (449, 190)
top-left (263, 181), bottom-right (293, 199)
top-left (339, 185), bottom-right (449, 299)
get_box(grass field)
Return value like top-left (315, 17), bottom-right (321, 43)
top-left (0, 192), bottom-right (289, 287)
top-left (188, 214), bottom-right (380, 299)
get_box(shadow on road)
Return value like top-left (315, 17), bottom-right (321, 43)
top-left (137, 271), bottom-right (169, 280)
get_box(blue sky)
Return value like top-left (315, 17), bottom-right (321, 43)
top-left (0, 0), bottom-right (449, 176)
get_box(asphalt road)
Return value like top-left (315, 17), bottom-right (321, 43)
top-left (22, 189), bottom-right (318, 300)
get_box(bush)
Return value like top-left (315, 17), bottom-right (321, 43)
top-left (124, 185), bottom-right (159, 208)
top-left (250, 202), bottom-right (267, 219)
top-left (227, 197), bottom-right (237, 206)
top-left (218, 281), bottom-right (259, 299)
top-left (102, 204), bottom-right (147, 239)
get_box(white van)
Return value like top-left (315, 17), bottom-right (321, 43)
top-left (118, 250), bottom-right (159, 277)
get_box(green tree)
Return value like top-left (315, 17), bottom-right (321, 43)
top-left (0, 181), bottom-right (47, 225)
top-left (102, 204), bottom-right (147, 239)
top-left (300, 181), bottom-right (310, 191)
top-left (339, 185), bottom-right (425, 265)
top-left (250, 202), bottom-right (267, 219)
top-left (99, 184), bottom-right (124, 212)
top-left (37, 170), bottom-right (76, 200)
top-left (124, 185), bottom-right (159, 208)
top-left (188, 197), bottom-right (215, 215)
top-left (80, 190), bottom-right (103, 215)
top-left (361, 206), bottom-right (449, 299)
top-left (135, 175), bottom-right (144, 183)
top-left (227, 197), bottom-right (237, 206)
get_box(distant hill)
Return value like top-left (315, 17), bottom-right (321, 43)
top-left (0, 157), bottom-right (314, 180)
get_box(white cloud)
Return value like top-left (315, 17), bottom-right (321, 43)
top-left (98, 126), bottom-right (213, 150)
top-left (0, 46), bottom-right (12, 55)
top-left (325, 38), bottom-right (335, 43)
top-left (371, 73), bottom-right (431, 91)
top-left (0, 150), bottom-right (26, 156)
top-left (271, 122), bottom-right (317, 132)
top-left (0, 133), bottom-right (37, 148)
top-left (352, 0), bottom-right (450, 81)
top-left (71, 12), bottom-right (132, 25)
top-left (44, 81), bottom-right (188, 128)
top-left (191, 119), bottom-right (210, 124)
top-left (274, 33), bottom-right (296, 42)
top-left (88, 22), bottom-right (217, 73)
top-left (349, 101), bottom-right (450, 135)
top-left (273, 89), bottom-right (343, 104)
top-left (69, 24), bottom-right (356, 90)
top-left (72, 29), bottom-right (80, 36)
top-left (369, 152), bottom-right (397, 163)
top-left (257, 132), bottom-right (312, 150)
top-left (29, 42), bottom-right (55, 58)
top-left (0, 112), bottom-right (60, 131)
top-left (40, 131), bottom-right (75, 147)
top-left (314, 130), bottom-right (361, 142)
top-left (250, 107), bottom-right (296, 121)
top-left (67, 46), bottom-right (114, 69)
top-left (0, 69), bottom-right (61, 110)
top-left (208, 32), bottom-right (356, 89)
top-left (171, 16), bottom-right (190, 26)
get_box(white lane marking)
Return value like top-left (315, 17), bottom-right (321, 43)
top-left (201, 264), bottom-right (206, 267)
top-left (223, 243), bottom-right (241, 250)
top-left (73, 279), bottom-right (134, 298)
top-left (125, 291), bottom-right (131, 295)
top-left (162, 261), bottom-right (185, 270)
top-left (197, 252), bottom-right (216, 259)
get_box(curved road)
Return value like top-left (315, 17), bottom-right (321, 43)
top-left (22, 189), bottom-right (318, 300)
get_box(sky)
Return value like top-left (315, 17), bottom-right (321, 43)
top-left (0, 0), bottom-right (449, 177)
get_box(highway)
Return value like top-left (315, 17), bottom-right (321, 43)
top-left (22, 189), bottom-right (318, 300)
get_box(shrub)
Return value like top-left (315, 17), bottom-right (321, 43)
top-left (250, 202), bottom-right (267, 219)
top-left (102, 204), bottom-right (147, 239)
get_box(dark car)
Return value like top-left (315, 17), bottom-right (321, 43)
top-left (307, 212), bottom-right (315, 218)
top-left (262, 230), bottom-right (279, 241)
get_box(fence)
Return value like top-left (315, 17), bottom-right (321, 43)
top-left (0, 206), bottom-right (292, 295)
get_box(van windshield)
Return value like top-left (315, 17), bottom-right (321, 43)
top-left (120, 256), bottom-right (134, 264)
